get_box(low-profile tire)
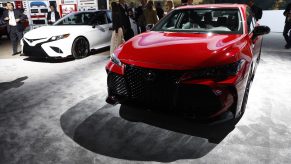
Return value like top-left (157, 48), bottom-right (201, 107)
top-left (237, 64), bottom-right (253, 119)
top-left (71, 37), bottom-right (89, 59)
top-left (119, 104), bottom-right (143, 122)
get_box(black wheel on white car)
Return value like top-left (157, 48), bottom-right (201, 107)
top-left (72, 37), bottom-right (89, 59)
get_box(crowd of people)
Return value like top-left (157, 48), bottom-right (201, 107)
top-left (110, 0), bottom-right (194, 54)
top-left (110, 0), bottom-right (175, 51)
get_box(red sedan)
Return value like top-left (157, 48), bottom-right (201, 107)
top-left (105, 4), bottom-right (270, 122)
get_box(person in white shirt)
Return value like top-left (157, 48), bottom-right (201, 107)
top-left (1, 2), bottom-right (27, 55)
top-left (47, 5), bottom-right (60, 25)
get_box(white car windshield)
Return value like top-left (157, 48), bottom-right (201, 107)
top-left (54, 12), bottom-right (107, 26)
top-left (152, 8), bottom-right (243, 34)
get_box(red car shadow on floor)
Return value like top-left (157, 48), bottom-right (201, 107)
top-left (60, 95), bottom-right (239, 162)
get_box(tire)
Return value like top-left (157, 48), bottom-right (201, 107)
top-left (238, 64), bottom-right (253, 118)
top-left (119, 104), bottom-right (143, 122)
top-left (71, 37), bottom-right (89, 59)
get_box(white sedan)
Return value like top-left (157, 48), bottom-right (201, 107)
top-left (22, 10), bottom-right (112, 59)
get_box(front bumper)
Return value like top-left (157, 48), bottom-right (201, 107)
top-left (106, 64), bottom-right (237, 120)
top-left (22, 39), bottom-right (49, 58)
top-left (21, 37), bottom-right (73, 58)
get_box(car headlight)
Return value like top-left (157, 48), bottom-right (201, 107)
top-left (111, 53), bottom-right (122, 66)
top-left (49, 34), bottom-right (70, 41)
top-left (181, 59), bottom-right (246, 81)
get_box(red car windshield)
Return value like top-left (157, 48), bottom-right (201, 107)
top-left (153, 8), bottom-right (243, 34)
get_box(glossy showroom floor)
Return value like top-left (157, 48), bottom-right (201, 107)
top-left (0, 33), bottom-right (291, 164)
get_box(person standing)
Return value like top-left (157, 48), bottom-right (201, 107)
top-left (155, 2), bottom-right (164, 20)
top-left (187, 0), bottom-right (193, 5)
top-left (119, 0), bottom-right (133, 41)
top-left (143, 1), bottom-right (158, 26)
top-left (110, 2), bottom-right (124, 55)
top-left (128, 2), bottom-right (136, 18)
top-left (1, 2), bottom-right (27, 55)
top-left (135, 0), bottom-right (147, 33)
top-left (47, 5), bottom-right (60, 25)
top-left (128, 2), bottom-right (138, 35)
top-left (165, 0), bottom-right (174, 15)
top-left (283, 3), bottom-right (291, 49)
top-left (247, 0), bottom-right (262, 21)
top-left (128, 9), bottom-right (138, 36)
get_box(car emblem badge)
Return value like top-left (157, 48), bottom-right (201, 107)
top-left (145, 71), bottom-right (156, 82)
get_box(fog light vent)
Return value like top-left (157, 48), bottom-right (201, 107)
top-left (50, 46), bottom-right (63, 53)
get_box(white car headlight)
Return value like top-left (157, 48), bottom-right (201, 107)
top-left (111, 53), bottom-right (122, 66)
top-left (49, 34), bottom-right (70, 41)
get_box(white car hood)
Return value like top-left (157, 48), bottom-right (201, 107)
top-left (24, 25), bottom-right (87, 39)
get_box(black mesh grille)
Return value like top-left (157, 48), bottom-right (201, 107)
top-left (124, 65), bottom-right (184, 108)
top-left (107, 72), bottom-right (128, 96)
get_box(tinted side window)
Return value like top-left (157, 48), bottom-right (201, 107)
top-left (56, 13), bottom-right (94, 25)
top-left (94, 12), bottom-right (107, 25)
top-left (107, 11), bottom-right (112, 23)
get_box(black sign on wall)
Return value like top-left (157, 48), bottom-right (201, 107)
top-left (98, 0), bottom-right (107, 9)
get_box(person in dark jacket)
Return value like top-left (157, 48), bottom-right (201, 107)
top-left (247, 0), bottom-right (262, 21)
top-left (135, 0), bottom-right (147, 33)
top-left (119, 0), bottom-right (133, 41)
top-left (110, 2), bottom-right (125, 55)
top-left (112, 2), bottom-right (123, 33)
top-left (1, 2), bottom-right (27, 55)
top-left (47, 5), bottom-right (60, 25)
top-left (155, 2), bottom-right (164, 20)
top-left (283, 3), bottom-right (291, 49)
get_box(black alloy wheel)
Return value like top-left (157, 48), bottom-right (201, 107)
top-left (72, 37), bottom-right (89, 59)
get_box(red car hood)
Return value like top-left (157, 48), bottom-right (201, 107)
top-left (117, 31), bottom-right (247, 70)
